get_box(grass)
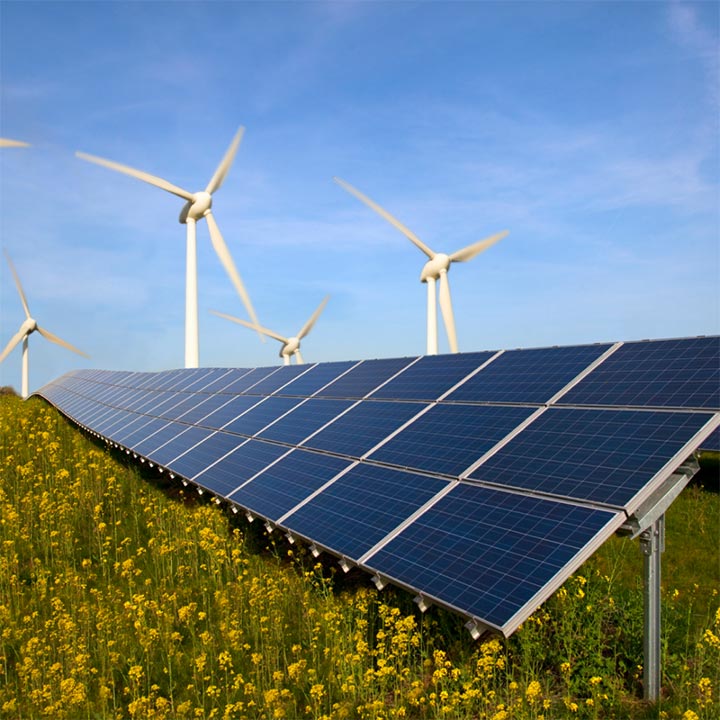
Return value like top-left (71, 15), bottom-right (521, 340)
top-left (0, 395), bottom-right (718, 719)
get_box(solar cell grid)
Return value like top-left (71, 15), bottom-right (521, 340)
top-left (365, 482), bottom-right (622, 632)
top-left (199, 368), bottom-right (254, 394)
top-left (559, 336), bottom-right (720, 409)
top-left (283, 464), bottom-right (448, 559)
top-left (367, 403), bottom-right (535, 477)
top-left (176, 394), bottom-right (234, 424)
top-left (468, 407), bottom-right (715, 509)
top-left (445, 343), bottom-right (612, 405)
top-left (245, 364), bottom-right (313, 396)
top-left (194, 439), bottom-right (289, 495)
top-left (146, 425), bottom-right (214, 465)
top-left (198, 395), bottom-right (265, 430)
top-left (300, 400), bottom-right (427, 458)
top-left (221, 396), bottom-right (304, 436)
top-left (123, 418), bottom-right (170, 449)
top-left (257, 398), bottom-right (355, 445)
top-left (273, 360), bottom-right (358, 397)
top-left (370, 351), bottom-right (496, 401)
top-left (315, 357), bottom-right (417, 398)
top-left (230, 450), bottom-right (352, 521)
top-left (166, 431), bottom-right (246, 479)
top-left (217, 366), bottom-right (280, 394)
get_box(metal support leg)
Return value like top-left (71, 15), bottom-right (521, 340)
top-left (640, 514), bottom-right (664, 702)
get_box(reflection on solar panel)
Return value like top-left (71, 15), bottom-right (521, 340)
top-left (34, 335), bottom-right (720, 638)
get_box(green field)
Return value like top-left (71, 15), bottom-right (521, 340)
top-left (1, 395), bottom-right (718, 719)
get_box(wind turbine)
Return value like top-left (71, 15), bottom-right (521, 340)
top-left (75, 127), bottom-right (260, 368)
top-left (211, 296), bottom-right (330, 365)
top-left (0, 139), bottom-right (30, 147)
top-left (0, 252), bottom-right (89, 398)
top-left (334, 177), bottom-right (508, 355)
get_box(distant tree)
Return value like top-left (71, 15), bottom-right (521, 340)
top-left (0, 385), bottom-right (19, 397)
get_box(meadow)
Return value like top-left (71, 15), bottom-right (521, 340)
top-left (0, 394), bottom-right (718, 719)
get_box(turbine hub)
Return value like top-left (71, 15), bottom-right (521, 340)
top-left (280, 337), bottom-right (300, 358)
top-left (22, 317), bottom-right (37, 334)
top-left (420, 253), bottom-right (450, 282)
top-left (179, 191), bottom-right (213, 223)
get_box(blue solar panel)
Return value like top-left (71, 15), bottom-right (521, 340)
top-left (197, 395), bottom-right (264, 430)
top-left (468, 408), bottom-right (715, 509)
top-left (274, 361), bottom-right (358, 397)
top-left (699, 426), bottom-right (720, 451)
top-left (123, 418), bottom-right (170, 450)
top-left (257, 398), bottom-right (355, 445)
top-left (446, 343), bottom-right (612, 404)
top-left (132, 422), bottom-right (176, 455)
top-left (176, 393), bottom-right (235, 424)
top-left (370, 351), bottom-right (496, 401)
top-left (244, 364), bottom-right (313, 396)
top-left (214, 366), bottom-right (280, 394)
top-left (283, 464), bottom-right (447, 559)
top-left (160, 394), bottom-right (207, 420)
top-left (559, 336), bottom-right (720, 409)
top-left (147, 426), bottom-right (214, 466)
top-left (194, 440), bottom-right (289, 495)
top-left (315, 357), bottom-right (417, 398)
top-left (198, 368), bottom-right (253, 393)
top-left (367, 404), bottom-right (535, 476)
top-left (230, 450), bottom-right (352, 521)
top-left (166, 431), bottom-right (247, 479)
top-left (222, 397), bottom-right (304, 436)
top-left (365, 483), bottom-right (621, 632)
top-left (300, 400), bottom-right (426, 458)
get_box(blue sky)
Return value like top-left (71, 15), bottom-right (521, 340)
top-left (1, 1), bottom-right (718, 393)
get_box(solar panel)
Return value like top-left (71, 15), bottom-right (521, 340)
top-left (314, 357), bottom-right (418, 398)
top-left (445, 343), bottom-right (612, 404)
top-left (299, 400), bottom-right (427, 458)
top-left (364, 483), bottom-right (623, 634)
top-left (34, 334), bottom-right (720, 638)
top-left (466, 407), bottom-right (715, 510)
top-left (193, 439), bottom-right (290, 495)
top-left (367, 403), bottom-right (536, 477)
top-left (558, 336), bottom-right (720, 409)
top-left (229, 450), bottom-right (352, 521)
top-left (369, 351), bottom-right (496, 401)
top-left (282, 464), bottom-right (448, 559)
top-left (257, 398), bottom-right (355, 445)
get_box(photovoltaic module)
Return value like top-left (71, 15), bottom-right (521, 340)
top-left (34, 335), bottom-right (720, 637)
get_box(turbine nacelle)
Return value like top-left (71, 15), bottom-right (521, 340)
top-left (179, 191), bottom-right (213, 224)
top-left (20, 318), bottom-right (38, 335)
top-left (420, 253), bottom-right (451, 282)
top-left (280, 337), bottom-right (301, 358)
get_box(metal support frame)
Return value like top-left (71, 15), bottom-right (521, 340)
top-left (640, 516), bottom-right (664, 702)
top-left (618, 458), bottom-right (699, 703)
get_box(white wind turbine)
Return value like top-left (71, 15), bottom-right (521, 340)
top-left (0, 252), bottom-right (89, 398)
top-left (334, 177), bottom-right (508, 355)
top-left (211, 296), bottom-right (330, 365)
top-left (76, 127), bottom-right (261, 369)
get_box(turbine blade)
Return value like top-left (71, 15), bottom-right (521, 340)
top-left (205, 126), bottom-right (245, 195)
top-left (297, 295), bottom-right (329, 340)
top-left (210, 310), bottom-right (288, 344)
top-left (75, 151), bottom-right (195, 201)
top-left (204, 211), bottom-right (264, 342)
top-left (438, 272), bottom-right (458, 353)
top-left (449, 230), bottom-right (508, 263)
top-left (0, 328), bottom-right (27, 364)
top-left (333, 177), bottom-right (436, 259)
top-left (0, 138), bottom-right (30, 147)
top-left (4, 250), bottom-right (31, 318)
top-left (36, 326), bottom-right (90, 358)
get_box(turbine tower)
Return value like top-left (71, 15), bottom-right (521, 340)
top-left (0, 252), bottom-right (89, 398)
top-left (212, 296), bottom-right (330, 365)
top-left (76, 127), bottom-right (260, 368)
top-left (334, 177), bottom-right (508, 355)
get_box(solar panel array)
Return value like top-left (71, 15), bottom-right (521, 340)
top-left (34, 336), bottom-right (720, 636)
